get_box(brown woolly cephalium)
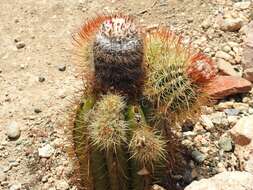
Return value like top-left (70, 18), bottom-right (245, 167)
top-left (73, 14), bottom-right (145, 100)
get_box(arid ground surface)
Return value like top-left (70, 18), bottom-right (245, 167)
top-left (1, 0), bottom-right (253, 190)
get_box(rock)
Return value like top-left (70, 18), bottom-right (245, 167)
top-left (242, 21), bottom-right (253, 82)
top-left (9, 183), bottom-right (22, 190)
top-left (191, 150), bottom-right (205, 163)
top-left (6, 121), bottom-right (21, 140)
top-left (185, 171), bottom-right (253, 190)
top-left (151, 185), bottom-right (166, 190)
top-left (204, 76), bottom-right (252, 99)
top-left (38, 76), bottom-right (45, 82)
top-left (230, 116), bottom-right (253, 146)
top-left (38, 144), bottom-right (54, 158)
top-left (233, 102), bottom-right (249, 112)
top-left (0, 170), bottom-right (7, 182)
top-left (200, 115), bottom-right (214, 130)
top-left (34, 108), bottom-right (42, 113)
top-left (215, 51), bottom-right (233, 62)
top-left (220, 18), bottom-right (243, 32)
top-left (245, 154), bottom-right (253, 174)
top-left (217, 59), bottom-right (241, 77)
top-left (234, 2), bottom-right (251, 11)
top-left (218, 137), bottom-right (233, 152)
top-left (222, 45), bottom-right (232, 53)
top-left (209, 112), bottom-right (228, 126)
top-left (16, 42), bottom-right (25, 49)
top-left (58, 64), bottom-right (66, 72)
top-left (56, 180), bottom-right (69, 190)
top-left (224, 108), bottom-right (240, 116)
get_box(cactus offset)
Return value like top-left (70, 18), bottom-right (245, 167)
top-left (144, 28), bottom-right (217, 123)
top-left (89, 93), bottom-right (128, 151)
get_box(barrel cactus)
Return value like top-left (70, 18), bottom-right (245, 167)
top-left (69, 14), bottom-right (217, 190)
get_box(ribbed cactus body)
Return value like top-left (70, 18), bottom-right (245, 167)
top-left (144, 29), bottom-right (216, 123)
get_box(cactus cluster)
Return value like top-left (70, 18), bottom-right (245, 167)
top-left (70, 14), bottom-right (217, 190)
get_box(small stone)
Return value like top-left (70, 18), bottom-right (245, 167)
top-left (58, 64), bottom-right (66, 72)
top-left (222, 45), bottom-right (232, 53)
top-left (34, 108), bottom-right (42, 113)
top-left (204, 76), bottom-right (252, 99)
top-left (217, 59), bottom-right (241, 77)
top-left (56, 180), bottom-right (69, 190)
top-left (234, 2), bottom-right (251, 11)
top-left (38, 144), bottom-right (54, 158)
top-left (6, 121), bottom-right (21, 140)
top-left (151, 185), bottom-right (166, 190)
top-left (224, 109), bottom-right (240, 116)
top-left (233, 102), bottom-right (249, 112)
top-left (0, 170), bottom-right (7, 182)
top-left (38, 76), bottom-right (45, 83)
top-left (220, 18), bottom-right (243, 32)
top-left (191, 150), bottom-right (205, 163)
top-left (230, 116), bottom-right (253, 146)
top-left (215, 51), bottom-right (233, 61)
top-left (41, 176), bottom-right (48, 183)
top-left (185, 171), bottom-right (253, 190)
top-left (200, 115), bottom-right (214, 130)
top-left (182, 120), bottom-right (194, 132)
top-left (9, 183), bottom-right (22, 190)
top-left (218, 137), bottom-right (233, 152)
top-left (209, 112), bottom-right (228, 126)
top-left (16, 42), bottom-right (25, 49)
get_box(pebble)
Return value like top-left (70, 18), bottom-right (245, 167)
top-left (200, 115), bottom-right (214, 130)
top-left (215, 51), bottom-right (233, 62)
top-left (233, 102), bottom-right (249, 112)
top-left (218, 137), bottom-right (233, 152)
top-left (0, 170), bottom-right (7, 182)
top-left (34, 108), bottom-right (42, 113)
top-left (58, 64), bottom-right (66, 72)
top-left (6, 121), bottom-right (21, 140)
top-left (220, 18), bottom-right (243, 32)
top-left (191, 150), bottom-right (206, 163)
top-left (152, 185), bottom-right (166, 190)
top-left (210, 112), bottom-right (228, 126)
top-left (38, 76), bottom-right (45, 83)
top-left (230, 116), bottom-right (253, 145)
top-left (217, 59), bottom-right (241, 77)
top-left (9, 183), bottom-right (22, 190)
top-left (234, 2), bottom-right (251, 11)
top-left (16, 42), bottom-right (25, 49)
top-left (222, 45), bottom-right (232, 53)
top-left (55, 180), bottom-right (69, 190)
top-left (38, 144), bottom-right (54, 158)
top-left (224, 109), bottom-right (240, 116)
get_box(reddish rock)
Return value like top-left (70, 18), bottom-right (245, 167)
top-left (204, 75), bottom-right (252, 99)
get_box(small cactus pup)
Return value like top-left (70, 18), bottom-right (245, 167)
top-left (144, 28), bottom-right (217, 124)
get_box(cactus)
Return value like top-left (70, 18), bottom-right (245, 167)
top-left (70, 15), bottom-right (217, 190)
top-left (144, 28), bottom-right (217, 123)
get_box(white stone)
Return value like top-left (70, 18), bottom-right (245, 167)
top-left (6, 121), bottom-right (21, 139)
top-left (200, 115), bottom-right (214, 130)
top-left (234, 2), bottom-right (251, 11)
top-left (38, 144), bottom-right (54, 158)
top-left (185, 171), bottom-right (253, 190)
top-left (230, 116), bottom-right (253, 146)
